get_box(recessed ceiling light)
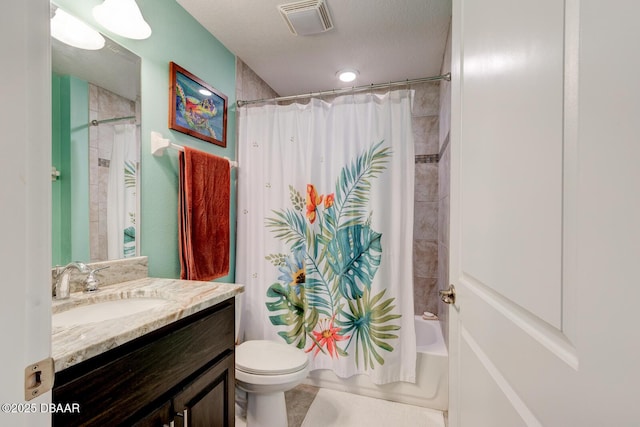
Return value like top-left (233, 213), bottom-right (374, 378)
top-left (337, 69), bottom-right (359, 83)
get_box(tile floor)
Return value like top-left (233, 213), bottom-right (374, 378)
top-left (235, 384), bottom-right (446, 427)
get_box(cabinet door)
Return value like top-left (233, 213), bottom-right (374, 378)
top-left (173, 354), bottom-right (235, 427)
top-left (53, 302), bottom-right (234, 426)
top-left (131, 400), bottom-right (173, 427)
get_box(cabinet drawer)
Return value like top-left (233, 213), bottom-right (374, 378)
top-left (53, 300), bottom-right (234, 426)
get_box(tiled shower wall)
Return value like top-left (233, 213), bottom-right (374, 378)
top-left (235, 58), bottom-right (443, 318)
top-left (437, 23), bottom-right (453, 344)
top-left (411, 82), bottom-right (441, 317)
top-left (236, 59), bottom-right (279, 108)
top-left (88, 84), bottom-right (139, 261)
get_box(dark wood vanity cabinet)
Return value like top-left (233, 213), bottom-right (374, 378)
top-left (171, 355), bottom-right (235, 427)
top-left (53, 299), bottom-right (235, 427)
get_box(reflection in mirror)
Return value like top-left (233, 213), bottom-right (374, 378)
top-left (51, 5), bottom-right (141, 266)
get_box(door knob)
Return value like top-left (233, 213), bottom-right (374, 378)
top-left (439, 284), bottom-right (456, 305)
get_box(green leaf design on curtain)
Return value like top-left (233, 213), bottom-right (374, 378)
top-left (325, 224), bottom-right (382, 300)
top-left (303, 272), bottom-right (334, 317)
top-left (124, 160), bottom-right (136, 189)
top-left (123, 226), bottom-right (136, 257)
top-left (333, 140), bottom-right (391, 228)
top-left (337, 287), bottom-right (401, 369)
top-left (264, 140), bottom-right (400, 369)
top-left (124, 226), bottom-right (136, 243)
top-left (265, 209), bottom-right (307, 251)
top-left (266, 282), bottom-right (319, 349)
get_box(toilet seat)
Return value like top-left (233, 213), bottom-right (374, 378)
top-left (236, 340), bottom-right (308, 375)
top-left (235, 339), bottom-right (309, 426)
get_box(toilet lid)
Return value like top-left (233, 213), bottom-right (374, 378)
top-left (236, 340), bottom-right (308, 375)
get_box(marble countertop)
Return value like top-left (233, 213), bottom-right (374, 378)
top-left (52, 277), bottom-right (244, 372)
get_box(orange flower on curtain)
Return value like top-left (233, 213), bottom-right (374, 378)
top-left (305, 316), bottom-right (350, 358)
top-left (324, 193), bottom-right (335, 209)
top-left (306, 184), bottom-right (324, 224)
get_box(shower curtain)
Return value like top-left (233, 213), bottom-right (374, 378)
top-left (107, 124), bottom-right (138, 259)
top-left (237, 91), bottom-right (416, 385)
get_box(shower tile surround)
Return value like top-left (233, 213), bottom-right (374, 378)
top-left (236, 59), bottom-right (279, 105)
top-left (437, 23), bottom-right (453, 346)
top-left (411, 82), bottom-right (441, 318)
top-left (88, 84), bottom-right (139, 261)
top-left (236, 59), bottom-right (443, 318)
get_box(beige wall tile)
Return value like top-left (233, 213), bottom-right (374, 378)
top-left (237, 58), bottom-right (279, 102)
top-left (436, 21), bottom-right (452, 342)
top-left (438, 141), bottom-right (450, 199)
top-left (414, 201), bottom-right (438, 241)
top-left (89, 83), bottom-right (98, 111)
top-left (412, 115), bottom-right (439, 155)
top-left (411, 82), bottom-right (440, 117)
top-left (410, 79), bottom-right (442, 320)
top-left (415, 163), bottom-right (439, 202)
top-left (413, 239), bottom-right (438, 278)
top-left (414, 277), bottom-right (439, 316)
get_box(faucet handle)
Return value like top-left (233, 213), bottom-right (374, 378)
top-left (83, 266), bottom-right (109, 293)
top-left (52, 265), bottom-right (63, 279)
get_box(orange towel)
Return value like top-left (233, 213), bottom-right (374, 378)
top-left (178, 146), bottom-right (230, 281)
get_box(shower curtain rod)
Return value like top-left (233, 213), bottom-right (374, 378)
top-left (90, 115), bottom-right (137, 126)
top-left (236, 73), bottom-right (451, 107)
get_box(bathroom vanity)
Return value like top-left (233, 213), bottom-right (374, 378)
top-left (51, 277), bottom-right (243, 426)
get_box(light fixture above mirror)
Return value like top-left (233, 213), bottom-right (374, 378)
top-left (51, 8), bottom-right (105, 50)
top-left (93, 0), bottom-right (152, 40)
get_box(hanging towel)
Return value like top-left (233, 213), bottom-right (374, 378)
top-left (178, 146), bottom-right (230, 281)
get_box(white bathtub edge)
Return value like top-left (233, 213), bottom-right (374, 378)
top-left (303, 315), bottom-right (449, 411)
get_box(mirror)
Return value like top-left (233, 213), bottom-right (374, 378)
top-left (51, 5), bottom-right (141, 266)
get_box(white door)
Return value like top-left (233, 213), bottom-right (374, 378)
top-left (0, 0), bottom-right (52, 425)
top-left (449, 0), bottom-right (640, 425)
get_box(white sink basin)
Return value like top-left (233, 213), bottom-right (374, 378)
top-left (52, 298), bottom-right (170, 327)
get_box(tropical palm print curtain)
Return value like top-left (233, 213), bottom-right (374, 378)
top-left (107, 124), bottom-right (137, 259)
top-left (237, 91), bottom-right (416, 384)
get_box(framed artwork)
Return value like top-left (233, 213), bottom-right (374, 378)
top-left (169, 62), bottom-right (228, 147)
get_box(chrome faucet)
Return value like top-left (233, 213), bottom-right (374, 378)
top-left (52, 262), bottom-right (90, 300)
top-left (83, 266), bottom-right (109, 293)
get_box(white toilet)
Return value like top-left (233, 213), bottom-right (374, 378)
top-left (235, 297), bottom-right (309, 427)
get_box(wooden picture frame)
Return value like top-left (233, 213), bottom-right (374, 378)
top-left (169, 62), bottom-right (227, 147)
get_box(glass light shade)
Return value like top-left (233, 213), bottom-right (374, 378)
top-left (93, 0), bottom-right (152, 40)
top-left (338, 69), bottom-right (358, 83)
top-left (51, 9), bottom-right (105, 50)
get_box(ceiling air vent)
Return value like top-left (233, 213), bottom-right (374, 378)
top-left (278, 0), bottom-right (334, 36)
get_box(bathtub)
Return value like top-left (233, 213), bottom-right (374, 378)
top-left (304, 315), bottom-right (448, 410)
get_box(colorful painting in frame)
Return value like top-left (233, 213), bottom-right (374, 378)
top-left (169, 62), bottom-right (227, 147)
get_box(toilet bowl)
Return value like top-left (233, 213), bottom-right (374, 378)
top-left (236, 340), bottom-right (309, 427)
top-left (234, 295), bottom-right (309, 427)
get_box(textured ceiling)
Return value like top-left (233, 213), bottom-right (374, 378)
top-left (177, 0), bottom-right (452, 97)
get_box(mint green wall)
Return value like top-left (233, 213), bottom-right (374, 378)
top-left (51, 74), bottom-right (67, 266)
top-left (51, 74), bottom-right (90, 265)
top-left (54, 0), bottom-right (237, 281)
